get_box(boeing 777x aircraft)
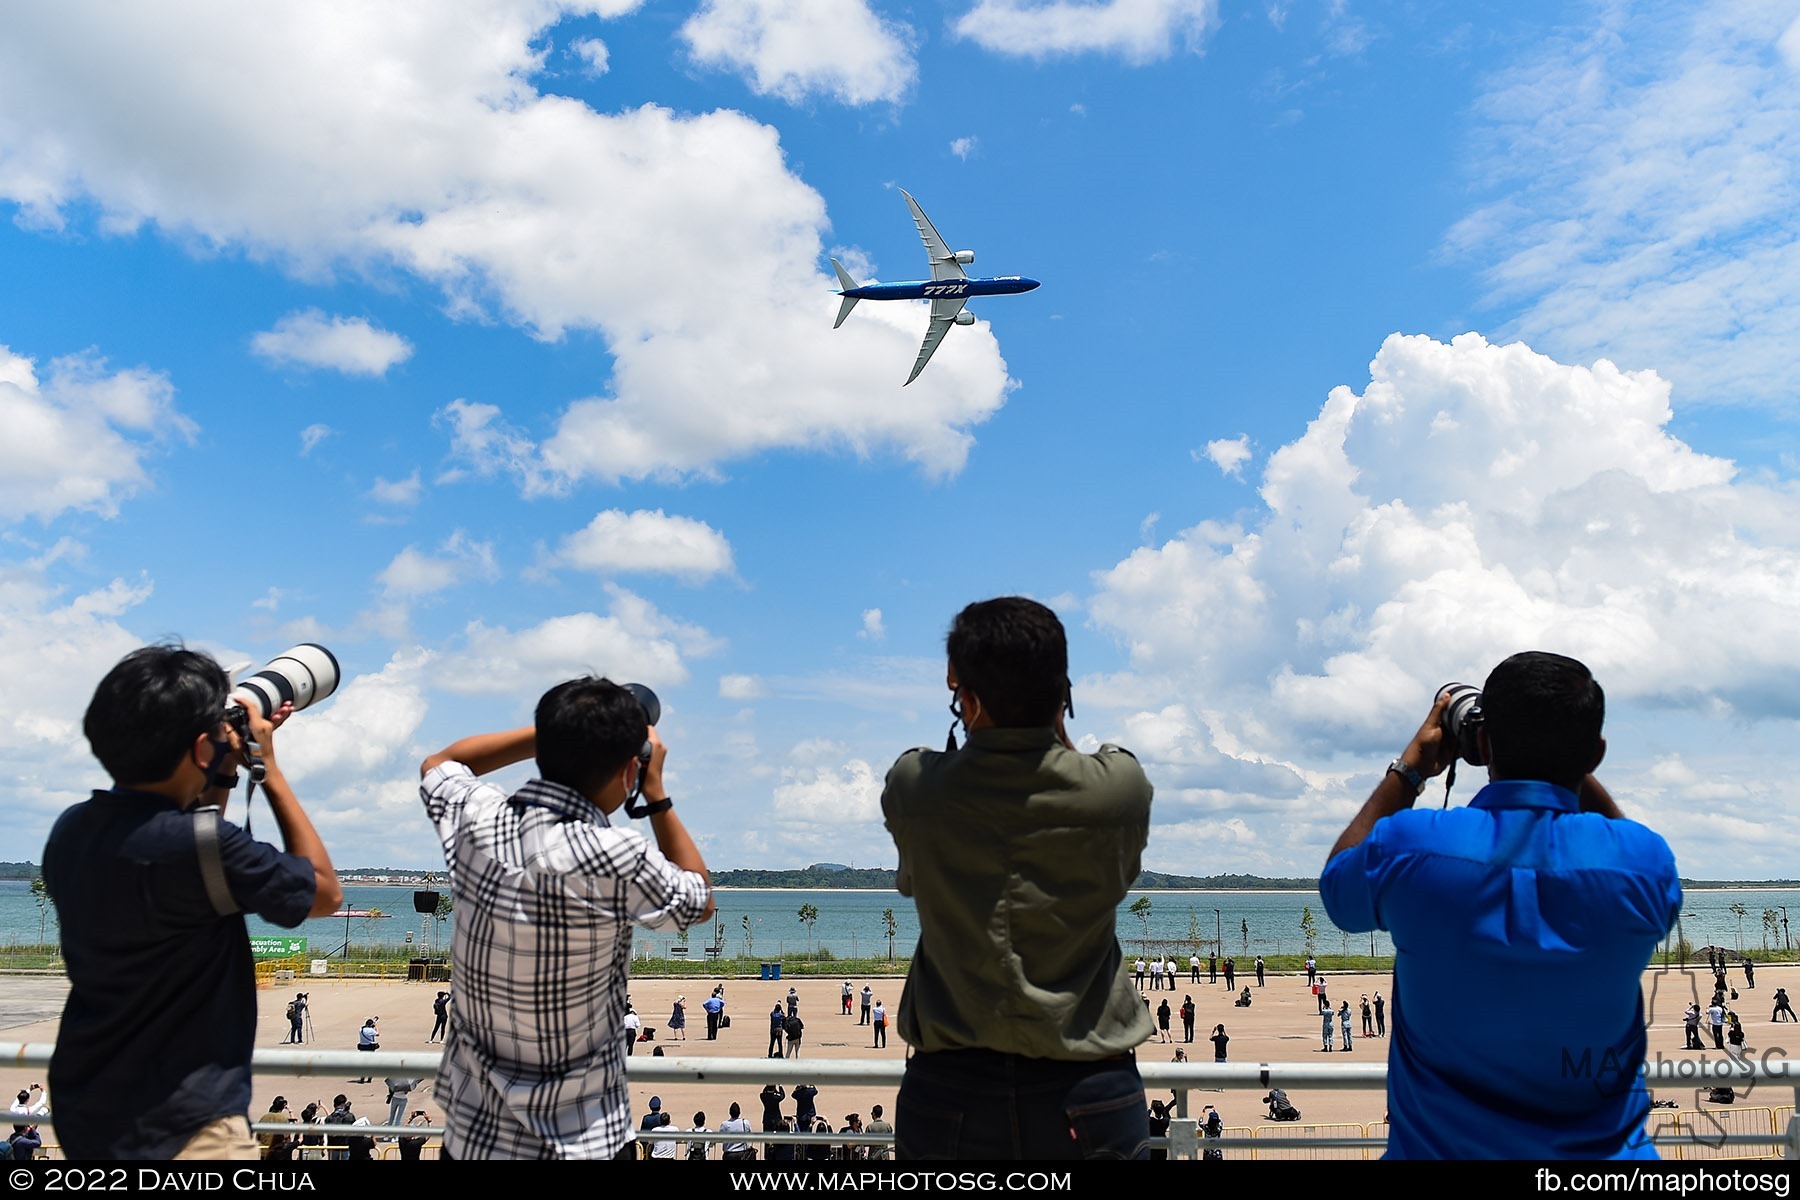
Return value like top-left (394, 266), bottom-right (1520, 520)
top-left (830, 189), bottom-right (1040, 385)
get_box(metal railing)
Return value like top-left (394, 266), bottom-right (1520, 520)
top-left (3, 1042), bottom-right (1796, 1159)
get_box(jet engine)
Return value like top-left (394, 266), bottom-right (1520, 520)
top-left (952, 249), bottom-right (975, 265)
top-left (953, 311), bottom-right (976, 326)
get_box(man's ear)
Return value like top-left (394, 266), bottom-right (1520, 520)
top-left (1588, 735), bottom-right (1606, 774)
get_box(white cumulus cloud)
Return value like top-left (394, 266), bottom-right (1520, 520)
top-left (0, 345), bottom-right (192, 522)
top-left (681, 0), bottom-right (916, 105)
top-left (377, 531), bottom-right (498, 598)
top-left (719, 673), bottom-right (769, 700)
top-left (0, 2), bottom-right (1009, 486)
top-left (551, 509), bottom-right (735, 581)
top-left (1087, 331), bottom-right (1800, 875)
top-left (250, 309), bottom-right (413, 377)
top-left (859, 608), bottom-right (886, 641)
top-left (955, 0), bottom-right (1219, 63)
top-left (1200, 434), bottom-right (1250, 477)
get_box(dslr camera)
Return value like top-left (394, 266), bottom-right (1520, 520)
top-left (1436, 682), bottom-right (1486, 766)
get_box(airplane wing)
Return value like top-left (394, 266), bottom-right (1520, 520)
top-left (900, 189), bottom-right (966, 282)
top-left (905, 297), bottom-right (966, 385)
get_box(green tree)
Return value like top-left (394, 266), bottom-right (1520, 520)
top-left (1241, 916), bottom-right (1250, 955)
top-left (1299, 904), bottom-right (1319, 957)
top-left (1129, 896), bottom-right (1153, 956)
top-left (1186, 908), bottom-right (1202, 955)
top-left (882, 907), bottom-right (898, 961)
top-left (742, 914), bottom-right (755, 957)
top-left (30, 875), bottom-right (54, 945)
top-left (1762, 908), bottom-right (1780, 952)
top-left (798, 903), bottom-right (820, 957)
top-left (1730, 901), bottom-right (1748, 952)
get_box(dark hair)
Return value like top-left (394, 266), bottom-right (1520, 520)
top-left (1481, 651), bottom-right (1604, 786)
top-left (84, 644), bottom-right (229, 785)
top-left (729, 1103), bottom-right (741, 1118)
top-left (534, 677), bottom-right (648, 796)
top-left (946, 597), bottom-right (1068, 727)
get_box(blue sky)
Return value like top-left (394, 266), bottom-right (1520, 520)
top-left (3, 0), bottom-right (1799, 877)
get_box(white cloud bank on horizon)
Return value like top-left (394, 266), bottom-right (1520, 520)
top-left (681, 0), bottom-right (916, 105)
top-left (1088, 332), bottom-right (1800, 877)
top-left (0, 1), bottom-right (1010, 486)
top-left (250, 310), bottom-right (413, 377)
top-left (1451, 0), bottom-right (1800, 411)
top-left (955, 0), bottom-right (1219, 63)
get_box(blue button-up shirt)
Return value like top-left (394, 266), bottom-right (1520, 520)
top-left (1322, 779), bottom-right (1681, 1159)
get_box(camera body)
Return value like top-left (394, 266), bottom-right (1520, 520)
top-left (1436, 682), bottom-right (1487, 766)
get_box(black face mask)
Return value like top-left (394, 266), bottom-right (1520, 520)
top-left (945, 691), bottom-right (964, 752)
top-left (201, 732), bottom-right (237, 795)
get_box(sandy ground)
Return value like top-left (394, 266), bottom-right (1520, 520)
top-left (4, 960), bottom-right (1794, 1151)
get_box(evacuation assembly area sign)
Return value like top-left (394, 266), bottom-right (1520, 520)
top-left (250, 936), bottom-right (307, 957)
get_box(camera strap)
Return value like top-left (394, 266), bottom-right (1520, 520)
top-left (191, 806), bottom-right (241, 916)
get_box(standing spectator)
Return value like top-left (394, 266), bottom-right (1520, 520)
top-left (1210, 1023), bottom-right (1229, 1063)
top-left (1743, 959), bottom-right (1755, 989)
top-left (1321, 1006), bottom-right (1335, 1052)
top-left (1134, 958), bottom-right (1147, 990)
top-left (872, 999), bottom-right (887, 1049)
top-left (1150, 956), bottom-right (1163, 991)
top-left (650, 1112), bottom-right (677, 1160)
top-left (285, 995), bottom-right (306, 1045)
top-left (1338, 1001), bottom-right (1353, 1051)
top-left (784, 1011), bottom-right (805, 1059)
top-left (9, 1124), bottom-right (41, 1161)
top-left (881, 598), bottom-right (1153, 1159)
top-left (1147, 1098), bottom-right (1173, 1161)
top-left (669, 996), bottom-right (687, 1042)
top-left (322, 1095), bottom-right (355, 1161)
top-left (623, 1005), bottom-right (642, 1057)
top-left (860, 986), bottom-right (873, 1025)
top-left (759, 1085), bottom-right (786, 1133)
top-left (1321, 652), bottom-right (1681, 1158)
top-left (418, 676), bottom-right (713, 1159)
top-left (1773, 988), bottom-right (1795, 1022)
top-left (842, 981), bottom-right (854, 1016)
top-left (792, 1083), bottom-right (819, 1133)
top-left (865, 1105), bottom-right (893, 1160)
top-left (1202, 1106), bottom-right (1224, 1161)
top-left (786, 987), bottom-right (800, 1020)
top-left (384, 1076), bottom-right (419, 1131)
top-left (768, 1003), bottom-right (787, 1058)
top-left (1360, 995), bottom-right (1374, 1037)
top-left (1180, 995), bottom-right (1196, 1044)
top-left (719, 1103), bottom-right (754, 1161)
top-left (1155, 998), bottom-right (1172, 1044)
top-left (257, 1096), bottom-right (294, 1162)
top-left (1255, 955), bottom-right (1266, 987)
top-left (9, 1087), bottom-right (46, 1118)
top-left (428, 990), bottom-right (449, 1043)
top-left (688, 1111), bottom-right (711, 1160)
top-left (1189, 954), bottom-right (1201, 983)
top-left (1305, 956), bottom-right (1316, 986)
top-left (1223, 957), bottom-right (1235, 991)
top-left (704, 989), bottom-right (725, 1040)
top-left (45, 646), bottom-right (341, 1159)
top-left (398, 1110), bottom-right (431, 1162)
top-left (1373, 991), bottom-right (1387, 1037)
top-left (1208, 952), bottom-right (1217, 983)
top-left (1708, 1000), bottom-right (1726, 1050)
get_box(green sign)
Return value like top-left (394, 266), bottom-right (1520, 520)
top-left (250, 936), bottom-right (308, 957)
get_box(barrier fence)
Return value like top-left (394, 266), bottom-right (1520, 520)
top-left (2, 1043), bottom-right (1795, 1160)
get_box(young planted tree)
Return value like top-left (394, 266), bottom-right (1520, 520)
top-left (882, 907), bottom-right (898, 961)
top-left (798, 903), bottom-right (820, 957)
top-left (1129, 896), bottom-right (1153, 956)
top-left (1730, 901), bottom-right (1748, 952)
top-left (742, 914), bottom-right (755, 957)
top-left (31, 876), bottom-right (54, 945)
top-left (1186, 908), bottom-right (1202, 955)
top-left (1299, 905), bottom-right (1319, 958)
top-left (1763, 908), bottom-right (1781, 952)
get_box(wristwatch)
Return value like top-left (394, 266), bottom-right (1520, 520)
top-left (1386, 759), bottom-right (1426, 797)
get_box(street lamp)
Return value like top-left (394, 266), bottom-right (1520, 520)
top-left (1213, 908), bottom-right (1221, 957)
top-left (1782, 906), bottom-right (1790, 953)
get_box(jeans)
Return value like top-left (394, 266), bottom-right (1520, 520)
top-left (895, 1049), bottom-right (1148, 1160)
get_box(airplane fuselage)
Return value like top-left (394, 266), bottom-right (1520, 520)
top-left (839, 275), bottom-right (1041, 302)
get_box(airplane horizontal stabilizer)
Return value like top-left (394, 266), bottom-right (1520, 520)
top-left (830, 258), bottom-right (861, 328)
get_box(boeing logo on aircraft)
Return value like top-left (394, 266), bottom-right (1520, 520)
top-left (830, 189), bottom-right (1040, 385)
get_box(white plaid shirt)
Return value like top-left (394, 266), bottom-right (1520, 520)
top-left (422, 763), bottom-right (711, 1159)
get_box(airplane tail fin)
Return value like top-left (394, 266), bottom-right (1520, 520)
top-left (830, 258), bottom-right (860, 329)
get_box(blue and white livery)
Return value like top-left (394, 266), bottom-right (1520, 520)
top-left (830, 189), bottom-right (1041, 385)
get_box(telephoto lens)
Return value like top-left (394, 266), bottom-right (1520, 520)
top-left (1435, 682), bottom-right (1486, 766)
top-left (231, 644), bottom-right (341, 718)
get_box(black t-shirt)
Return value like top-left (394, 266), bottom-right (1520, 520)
top-left (1211, 1032), bottom-right (1229, 1059)
top-left (44, 789), bottom-right (316, 1158)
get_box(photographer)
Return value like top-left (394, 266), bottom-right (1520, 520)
top-left (419, 676), bottom-right (713, 1159)
top-left (882, 598), bottom-right (1153, 1159)
top-left (1320, 652), bottom-right (1680, 1159)
top-left (44, 644), bottom-right (342, 1159)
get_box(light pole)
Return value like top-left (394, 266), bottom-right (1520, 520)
top-left (1214, 908), bottom-right (1221, 957)
top-left (1782, 906), bottom-right (1791, 953)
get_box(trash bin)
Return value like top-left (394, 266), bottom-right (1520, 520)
top-left (760, 961), bottom-right (783, 981)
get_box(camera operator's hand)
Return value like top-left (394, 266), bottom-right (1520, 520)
top-left (226, 701), bottom-right (294, 773)
top-left (1398, 692), bottom-right (1457, 780)
top-left (640, 725), bottom-right (669, 802)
